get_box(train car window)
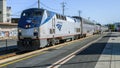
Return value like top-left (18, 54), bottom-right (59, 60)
top-left (62, 16), bottom-right (66, 20)
top-left (61, 16), bottom-right (63, 20)
top-left (0, 11), bottom-right (2, 14)
top-left (50, 29), bottom-right (55, 34)
top-left (59, 15), bottom-right (61, 19)
top-left (62, 16), bottom-right (64, 20)
top-left (53, 29), bottom-right (55, 33)
top-left (87, 30), bottom-right (90, 33)
top-left (64, 16), bottom-right (66, 20)
top-left (56, 14), bottom-right (66, 20)
top-left (47, 11), bottom-right (50, 17)
top-left (118, 25), bottom-right (120, 27)
top-left (61, 16), bottom-right (62, 19)
top-left (74, 19), bottom-right (76, 22)
top-left (76, 28), bottom-right (80, 32)
top-left (50, 29), bottom-right (53, 34)
top-left (63, 16), bottom-right (65, 20)
top-left (56, 14), bottom-right (59, 19)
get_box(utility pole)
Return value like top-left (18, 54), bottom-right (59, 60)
top-left (61, 2), bottom-right (66, 15)
top-left (78, 10), bottom-right (81, 17)
top-left (88, 17), bottom-right (90, 20)
top-left (78, 10), bottom-right (83, 36)
top-left (38, 0), bottom-right (40, 8)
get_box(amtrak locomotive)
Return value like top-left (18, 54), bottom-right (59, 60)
top-left (17, 8), bottom-right (108, 51)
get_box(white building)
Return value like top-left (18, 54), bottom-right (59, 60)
top-left (0, 0), bottom-right (11, 23)
top-left (0, 0), bottom-right (17, 39)
top-left (6, 7), bottom-right (11, 23)
top-left (0, 0), bottom-right (7, 22)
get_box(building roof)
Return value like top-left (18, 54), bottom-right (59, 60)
top-left (0, 22), bottom-right (17, 26)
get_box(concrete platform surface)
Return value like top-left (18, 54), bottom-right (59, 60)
top-left (95, 32), bottom-right (120, 68)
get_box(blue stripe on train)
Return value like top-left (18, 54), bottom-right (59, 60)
top-left (41, 11), bottom-right (55, 25)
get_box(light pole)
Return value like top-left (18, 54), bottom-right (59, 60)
top-left (61, 2), bottom-right (66, 15)
top-left (78, 10), bottom-right (83, 36)
top-left (38, 0), bottom-right (40, 8)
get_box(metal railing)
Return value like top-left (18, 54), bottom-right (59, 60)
top-left (0, 37), bottom-right (17, 51)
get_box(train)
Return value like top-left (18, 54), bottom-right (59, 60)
top-left (17, 8), bottom-right (108, 51)
top-left (114, 23), bottom-right (120, 32)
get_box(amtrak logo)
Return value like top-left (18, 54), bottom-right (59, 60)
top-left (56, 22), bottom-right (63, 31)
top-left (26, 20), bottom-right (32, 23)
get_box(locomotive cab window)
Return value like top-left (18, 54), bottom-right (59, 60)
top-left (47, 11), bottom-right (51, 17)
top-left (22, 12), bottom-right (31, 17)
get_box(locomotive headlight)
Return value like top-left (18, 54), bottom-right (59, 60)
top-left (28, 25), bottom-right (31, 28)
top-left (18, 29), bottom-right (22, 37)
top-left (34, 28), bottom-right (38, 36)
top-left (18, 29), bottom-right (21, 32)
top-left (26, 25), bottom-right (29, 28)
top-left (34, 28), bottom-right (38, 32)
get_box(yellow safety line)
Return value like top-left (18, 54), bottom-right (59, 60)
top-left (0, 51), bottom-right (46, 67)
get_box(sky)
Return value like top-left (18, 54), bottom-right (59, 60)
top-left (7, 0), bottom-right (120, 25)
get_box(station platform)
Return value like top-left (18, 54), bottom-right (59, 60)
top-left (95, 33), bottom-right (120, 68)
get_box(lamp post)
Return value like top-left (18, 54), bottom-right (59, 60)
top-left (38, 0), bottom-right (40, 8)
top-left (78, 10), bottom-right (83, 36)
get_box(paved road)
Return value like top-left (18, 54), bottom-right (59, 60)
top-left (1, 33), bottom-right (111, 68)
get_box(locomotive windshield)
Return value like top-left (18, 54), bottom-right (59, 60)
top-left (19, 9), bottom-right (44, 28)
top-left (22, 12), bottom-right (31, 17)
top-left (22, 10), bottom-right (43, 17)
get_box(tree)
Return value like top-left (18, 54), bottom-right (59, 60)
top-left (96, 23), bottom-right (101, 26)
top-left (108, 24), bottom-right (115, 31)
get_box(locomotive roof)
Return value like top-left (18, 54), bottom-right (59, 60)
top-left (22, 8), bottom-right (45, 12)
top-left (21, 8), bottom-right (96, 25)
top-left (82, 18), bottom-right (95, 25)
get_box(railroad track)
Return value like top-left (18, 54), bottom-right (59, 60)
top-left (0, 48), bottom-right (18, 60)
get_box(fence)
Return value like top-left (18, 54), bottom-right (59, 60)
top-left (0, 38), bottom-right (17, 51)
